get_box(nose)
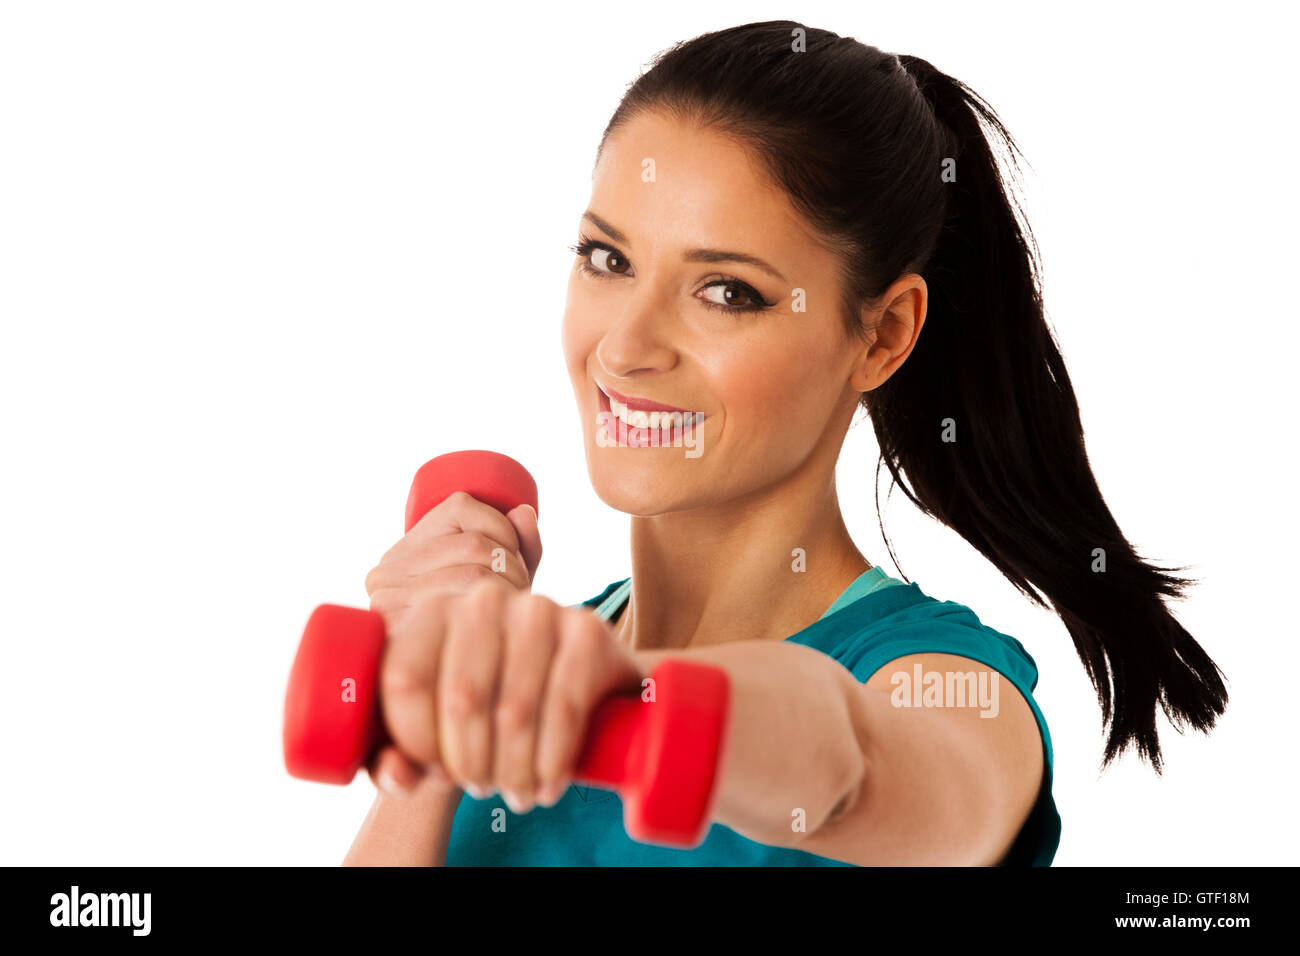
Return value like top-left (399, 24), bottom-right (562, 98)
top-left (594, 284), bottom-right (679, 379)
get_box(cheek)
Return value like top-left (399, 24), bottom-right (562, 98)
top-left (560, 272), bottom-right (596, 379)
top-left (711, 330), bottom-right (845, 466)
top-left (715, 335), bottom-right (832, 424)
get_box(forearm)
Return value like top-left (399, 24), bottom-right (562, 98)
top-left (633, 641), bottom-right (865, 848)
top-left (343, 778), bottom-right (465, 866)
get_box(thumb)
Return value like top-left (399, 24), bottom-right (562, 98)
top-left (505, 503), bottom-right (543, 583)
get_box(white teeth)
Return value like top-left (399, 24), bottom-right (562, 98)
top-left (607, 391), bottom-right (697, 430)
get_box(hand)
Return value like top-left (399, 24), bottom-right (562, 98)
top-left (369, 578), bottom-right (645, 814)
top-left (364, 491), bottom-right (542, 634)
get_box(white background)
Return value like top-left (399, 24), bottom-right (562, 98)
top-left (1, 1), bottom-right (1294, 865)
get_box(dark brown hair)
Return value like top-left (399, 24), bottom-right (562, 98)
top-left (598, 20), bottom-right (1227, 771)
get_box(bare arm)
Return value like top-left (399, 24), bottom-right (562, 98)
top-left (343, 775), bottom-right (465, 867)
top-left (346, 487), bottom-right (540, 866)
top-left (802, 651), bottom-right (1045, 865)
top-left (633, 644), bottom-right (1044, 866)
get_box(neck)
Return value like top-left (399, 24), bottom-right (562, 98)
top-left (612, 461), bottom-right (871, 651)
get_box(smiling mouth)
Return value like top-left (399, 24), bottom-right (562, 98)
top-left (596, 382), bottom-right (706, 431)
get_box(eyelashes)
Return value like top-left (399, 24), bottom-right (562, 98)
top-left (569, 234), bottom-right (775, 314)
top-left (570, 237), bottom-right (631, 278)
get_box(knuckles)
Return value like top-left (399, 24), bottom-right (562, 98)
top-left (564, 609), bottom-right (613, 655)
top-left (379, 659), bottom-right (431, 701)
top-left (367, 528), bottom-right (525, 607)
top-left (546, 693), bottom-right (585, 736)
top-left (510, 592), bottom-right (554, 639)
top-left (363, 564), bottom-right (387, 597)
top-left (459, 529), bottom-right (497, 560)
top-left (442, 676), bottom-right (491, 720)
top-left (380, 585), bottom-right (604, 793)
top-left (444, 563), bottom-right (499, 590)
top-left (463, 573), bottom-right (510, 611)
top-left (415, 587), bottom-right (456, 614)
top-left (367, 586), bottom-right (399, 610)
top-left (442, 490), bottom-right (475, 510)
top-left (494, 695), bottom-right (538, 733)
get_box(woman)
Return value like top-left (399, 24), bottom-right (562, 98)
top-left (344, 20), bottom-right (1228, 866)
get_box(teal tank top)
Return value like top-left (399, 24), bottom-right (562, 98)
top-left (445, 568), bottom-right (1061, 866)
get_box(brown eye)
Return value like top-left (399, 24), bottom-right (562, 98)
top-left (699, 279), bottom-right (762, 309)
top-left (591, 247), bottom-right (631, 275)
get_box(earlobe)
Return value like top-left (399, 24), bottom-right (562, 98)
top-left (848, 340), bottom-right (880, 393)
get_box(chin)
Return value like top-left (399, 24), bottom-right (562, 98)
top-left (584, 448), bottom-right (701, 517)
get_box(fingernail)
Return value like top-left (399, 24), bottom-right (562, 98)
top-left (502, 790), bottom-right (530, 814)
top-left (538, 782), bottom-right (564, 806)
top-left (521, 504), bottom-right (537, 522)
top-left (465, 783), bottom-right (494, 800)
top-left (378, 768), bottom-right (407, 797)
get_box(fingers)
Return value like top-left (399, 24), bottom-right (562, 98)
top-left (408, 491), bottom-right (524, 562)
top-left (436, 582), bottom-right (508, 796)
top-left (505, 504), bottom-right (543, 584)
top-left (362, 491), bottom-right (539, 661)
top-left (375, 584), bottom-right (645, 816)
top-left (368, 557), bottom-right (529, 632)
top-left (369, 745), bottom-right (434, 796)
top-left (380, 592), bottom-right (454, 767)
top-left (490, 595), bottom-right (560, 813)
top-left (534, 609), bottom-right (643, 805)
top-left (366, 531), bottom-right (531, 596)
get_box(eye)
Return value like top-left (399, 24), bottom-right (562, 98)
top-left (697, 279), bottom-right (771, 312)
top-left (591, 246), bottom-right (631, 275)
top-left (571, 236), bottom-right (634, 278)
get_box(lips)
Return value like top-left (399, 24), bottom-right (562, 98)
top-left (595, 381), bottom-right (706, 446)
top-left (597, 382), bottom-right (691, 414)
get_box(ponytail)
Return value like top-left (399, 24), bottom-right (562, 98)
top-left (602, 21), bottom-right (1227, 771)
top-left (865, 56), bottom-right (1228, 770)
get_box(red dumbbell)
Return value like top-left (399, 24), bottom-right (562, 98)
top-left (283, 450), bottom-right (731, 849)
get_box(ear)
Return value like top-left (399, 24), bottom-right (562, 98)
top-left (848, 274), bottom-right (928, 392)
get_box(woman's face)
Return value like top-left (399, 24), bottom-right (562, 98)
top-left (562, 109), bottom-right (867, 516)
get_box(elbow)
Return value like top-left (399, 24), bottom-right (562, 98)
top-left (809, 674), bottom-right (873, 836)
top-left (816, 746), bottom-right (868, 834)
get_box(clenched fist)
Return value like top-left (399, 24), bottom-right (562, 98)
top-left (365, 491), bottom-right (542, 634)
top-left (369, 578), bottom-right (644, 815)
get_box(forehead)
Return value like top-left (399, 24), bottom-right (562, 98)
top-left (591, 110), bottom-right (823, 258)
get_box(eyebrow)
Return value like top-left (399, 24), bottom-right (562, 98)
top-left (581, 211), bottom-right (789, 283)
